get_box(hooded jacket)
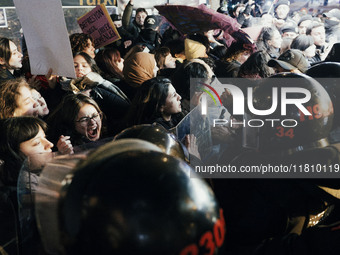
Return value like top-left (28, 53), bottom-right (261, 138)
top-left (123, 52), bottom-right (156, 87)
top-left (184, 38), bottom-right (208, 60)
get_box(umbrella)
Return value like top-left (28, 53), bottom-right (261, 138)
top-left (155, 4), bottom-right (240, 36)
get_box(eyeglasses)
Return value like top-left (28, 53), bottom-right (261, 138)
top-left (75, 112), bottom-right (102, 126)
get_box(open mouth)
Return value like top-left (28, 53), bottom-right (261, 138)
top-left (87, 126), bottom-right (99, 140)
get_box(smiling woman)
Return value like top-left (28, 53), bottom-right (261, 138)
top-left (30, 88), bottom-right (49, 118)
top-left (0, 77), bottom-right (38, 119)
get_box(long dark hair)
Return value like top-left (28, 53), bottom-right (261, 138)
top-left (47, 93), bottom-right (103, 146)
top-left (95, 48), bottom-right (124, 79)
top-left (256, 27), bottom-right (280, 55)
top-left (290, 35), bottom-right (314, 52)
top-left (127, 77), bottom-right (171, 126)
top-left (0, 77), bottom-right (30, 119)
top-left (155, 47), bottom-right (171, 69)
top-left (73, 51), bottom-right (101, 74)
top-left (171, 60), bottom-right (211, 101)
top-left (238, 51), bottom-right (274, 78)
top-left (0, 117), bottom-right (47, 185)
top-left (69, 33), bottom-right (94, 56)
top-left (0, 37), bottom-right (12, 70)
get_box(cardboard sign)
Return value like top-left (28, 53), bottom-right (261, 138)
top-left (13, 0), bottom-right (76, 77)
top-left (77, 4), bottom-right (121, 48)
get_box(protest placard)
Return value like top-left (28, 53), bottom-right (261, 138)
top-left (77, 4), bottom-right (121, 48)
top-left (13, 0), bottom-right (76, 77)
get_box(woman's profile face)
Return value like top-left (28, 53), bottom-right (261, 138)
top-left (116, 57), bottom-right (124, 72)
top-left (13, 85), bottom-right (38, 117)
top-left (8, 40), bottom-right (23, 70)
top-left (84, 39), bottom-right (96, 58)
top-left (20, 126), bottom-right (54, 157)
top-left (75, 103), bottom-right (102, 141)
top-left (19, 126), bottom-right (54, 170)
top-left (31, 89), bottom-right (49, 117)
top-left (74, 55), bottom-right (92, 78)
top-left (161, 84), bottom-right (182, 117)
top-left (164, 53), bottom-right (176, 69)
top-left (153, 59), bottom-right (159, 77)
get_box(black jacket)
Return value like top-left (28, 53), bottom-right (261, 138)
top-left (135, 29), bottom-right (162, 52)
top-left (122, 2), bottom-right (142, 41)
top-left (0, 69), bottom-right (19, 84)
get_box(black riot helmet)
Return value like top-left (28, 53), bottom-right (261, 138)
top-left (114, 124), bottom-right (189, 162)
top-left (246, 72), bottom-right (333, 152)
top-left (59, 139), bottom-right (225, 255)
top-left (306, 62), bottom-right (340, 129)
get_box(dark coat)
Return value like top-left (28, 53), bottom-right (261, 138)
top-left (0, 69), bottom-right (19, 84)
top-left (135, 29), bottom-right (162, 52)
top-left (214, 60), bottom-right (241, 78)
top-left (122, 2), bottom-right (142, 41)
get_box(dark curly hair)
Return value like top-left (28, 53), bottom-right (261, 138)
top-left (238, 51), bottom-right (274, 78)
top-left (69, 33), bottom-right (94, 56)
top-left (0, 77), bottom-right (31, 119)
top-left (0, 37), bottom-right (12, 69)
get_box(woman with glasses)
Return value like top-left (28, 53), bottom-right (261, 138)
top-left (47, 93), bottom-right (104, 154)
top-left (65, 51), bottom-right (130, 134)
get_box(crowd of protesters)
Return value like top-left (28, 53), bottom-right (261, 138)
top-left (1, 0), bottom-right (340, 254)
